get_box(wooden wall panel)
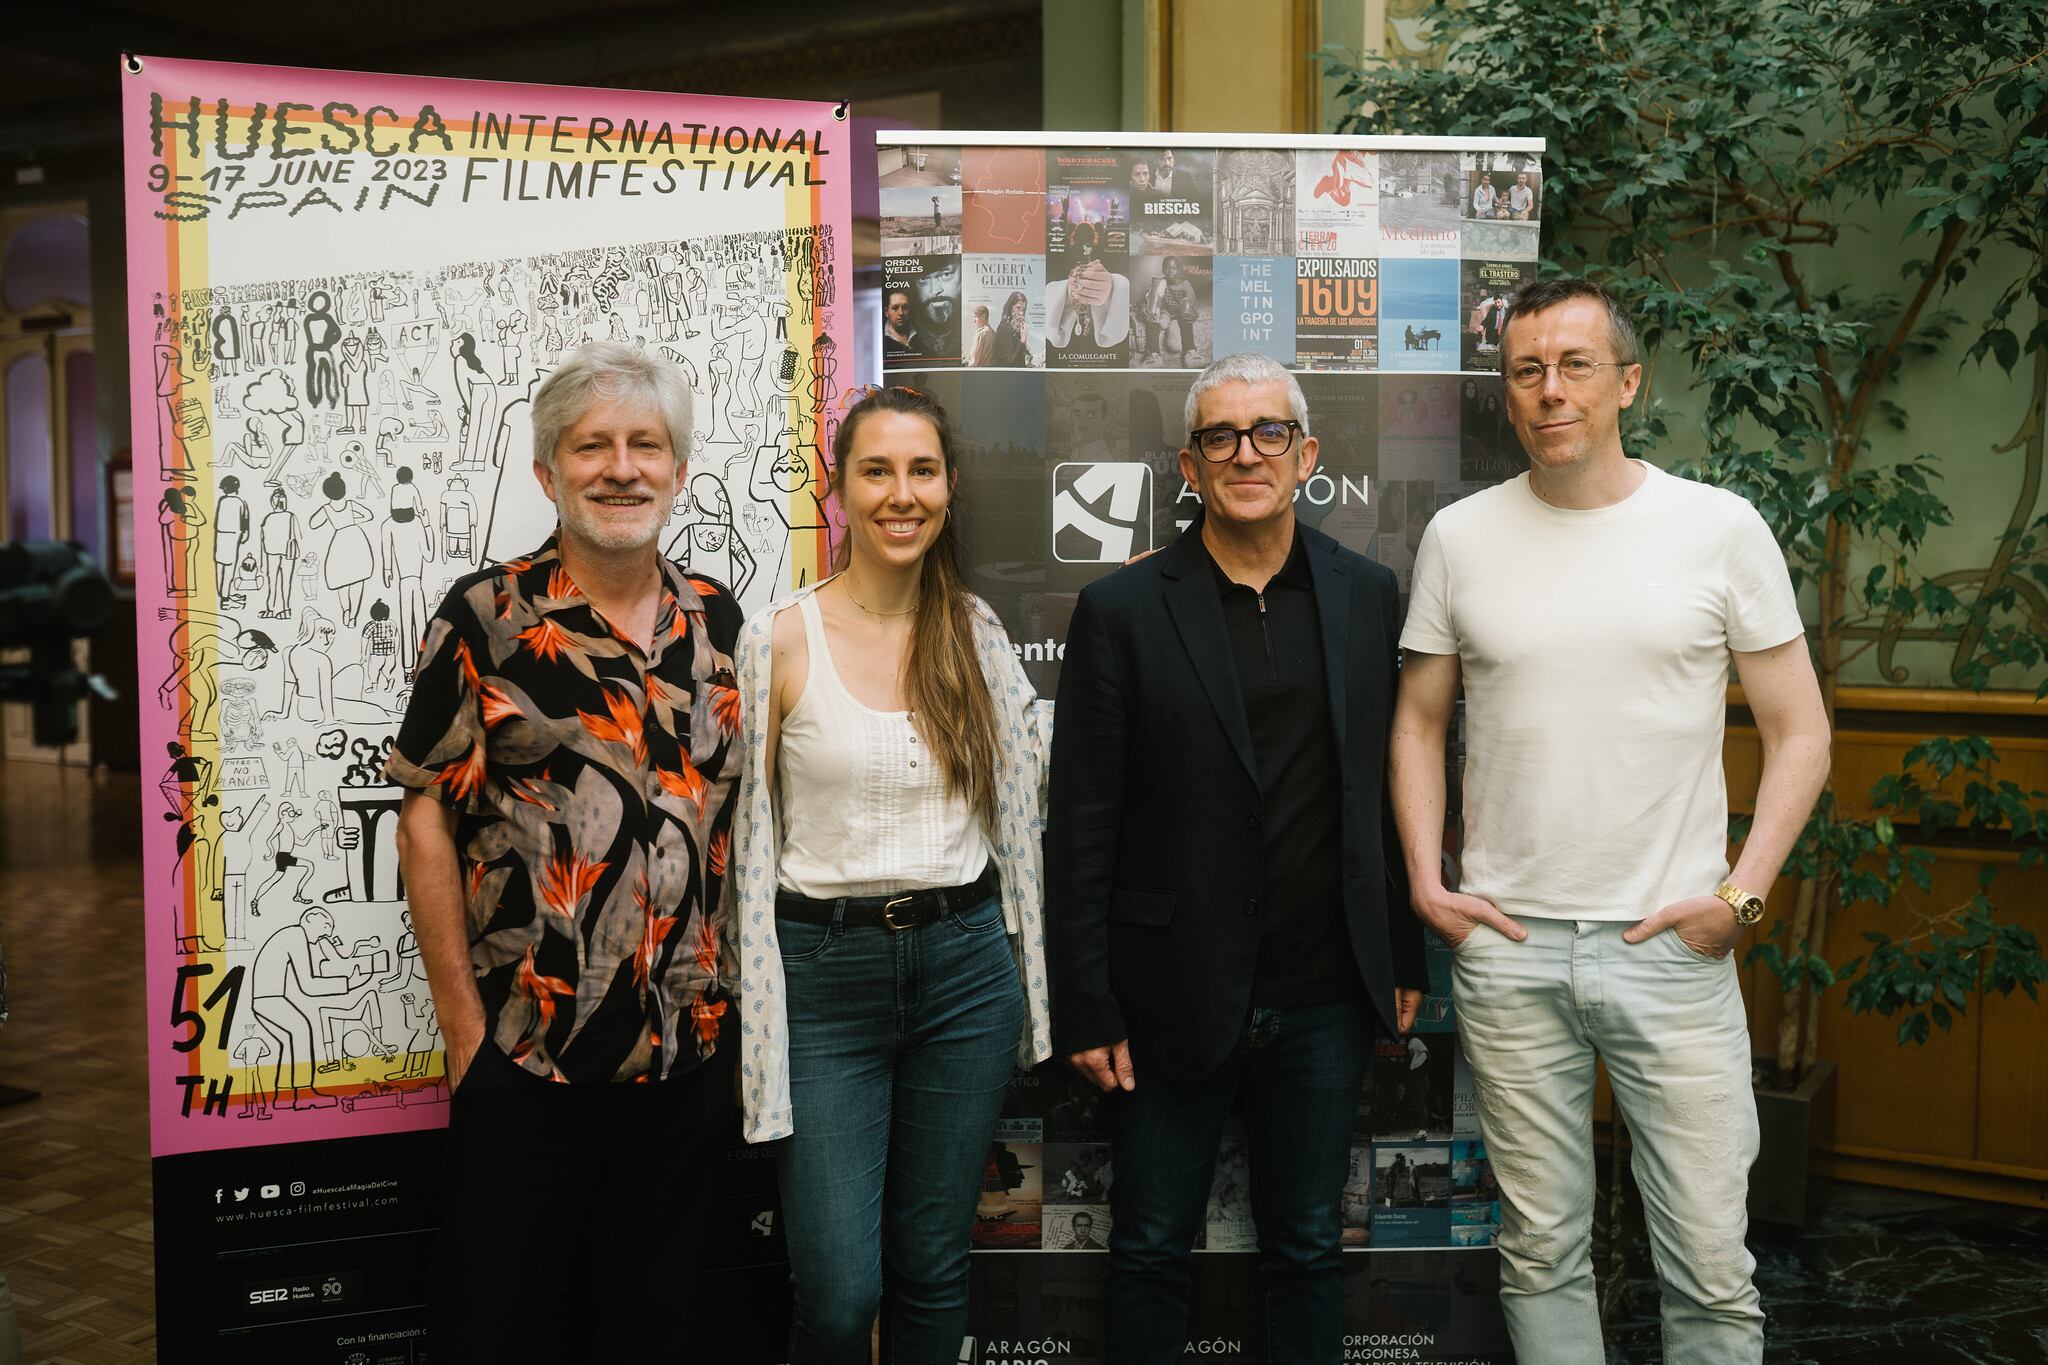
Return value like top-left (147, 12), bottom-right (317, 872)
top-left (1721, 697), bottom-right (2048, 1198)
top-left (1161, 0), bottom-right (1318, 133)
top-left (1804, 855), bottom-right (1987, 1162)
top-left (1761, 730), bottom-right (2047, 824)
top-left (1555, 701), bottom-right (2048, 1203)
top-left (1973, 859), bottom-right (2048, 1173)
top-left (1168, 0), bottom-right (1293, 132)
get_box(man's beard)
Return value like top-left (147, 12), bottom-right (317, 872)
top-left (559, 487), bottom-right (667, 552)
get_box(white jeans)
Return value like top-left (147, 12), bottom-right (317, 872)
top-left (1453, 916), bottom-right (1764, 1365)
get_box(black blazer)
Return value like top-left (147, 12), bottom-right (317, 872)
top-left (1046, 518), bottom-right (1427, 1082)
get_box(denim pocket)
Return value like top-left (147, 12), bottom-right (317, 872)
top-left (776, 915), bottom-right (839, 963)
top-left (949, 892), bottom-right (1005, 935)
top-left (1670, 929), bottom-right (1729, 963)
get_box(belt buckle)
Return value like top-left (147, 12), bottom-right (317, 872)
top-left (882, 895), bottom-right (918, 931)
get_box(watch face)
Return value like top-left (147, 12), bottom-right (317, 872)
top-left (1735, 896), bottom-right (1766, 925)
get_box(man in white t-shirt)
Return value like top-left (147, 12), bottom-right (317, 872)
top-left (1508, 171), bottom-right (1536, 220)
top-left (1389, 279), bottom-right (1831, 1364)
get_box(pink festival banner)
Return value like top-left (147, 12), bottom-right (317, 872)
top-left (122, 55), bottom-right (852, 1162)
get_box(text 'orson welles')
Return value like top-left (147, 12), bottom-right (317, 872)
top-left (142, 95), bottom-right (831, 222)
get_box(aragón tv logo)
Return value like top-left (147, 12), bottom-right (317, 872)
top-left (1052, 462), bottom-right (1153, 563)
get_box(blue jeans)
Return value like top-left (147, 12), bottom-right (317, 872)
top-left (1105, 993), bottom-right (1374, 1365)
top-left (1453, 918), bottom-right (1763, 1365)
top-left (773, 890), bottom-right (1026, 1365)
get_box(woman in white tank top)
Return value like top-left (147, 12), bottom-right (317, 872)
top-left (726, 387), bottom-right (1054, 1364)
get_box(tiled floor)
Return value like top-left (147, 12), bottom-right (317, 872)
top-left (0, 763), bottom-right (154, 1365)
top-left (1610, 1181), bottom-right (2048, 1363)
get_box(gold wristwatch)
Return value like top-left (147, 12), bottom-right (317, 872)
top-left (1715, 880), bottom-right (1766, 926)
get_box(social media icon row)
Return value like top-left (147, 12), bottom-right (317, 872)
top-left (214, 1181), bottom-right (301, 1203)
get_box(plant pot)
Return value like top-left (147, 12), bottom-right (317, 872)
top-left (1747, 1058), bottom-right (1837, 1228)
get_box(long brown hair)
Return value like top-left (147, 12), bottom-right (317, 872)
top-left (831, 387), bottom-right (998, 829)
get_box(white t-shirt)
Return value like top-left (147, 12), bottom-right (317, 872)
top-left (1400, 461), bottom-right (1804, 921)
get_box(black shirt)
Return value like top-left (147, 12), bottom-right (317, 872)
top-left (1203, 528), bottom-right (1361, 1005)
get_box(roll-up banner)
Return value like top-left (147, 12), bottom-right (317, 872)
top-left (122, 56), bottom-right (850, 1360)
top-left (882, 131), bottom-right (1542, 1365)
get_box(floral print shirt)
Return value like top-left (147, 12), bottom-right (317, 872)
top-left (726, 583), bottom-right (1055, 1142)
top-left (386, 536), bottom-right (743, 1084)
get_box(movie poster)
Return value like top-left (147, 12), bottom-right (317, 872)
top-left (1045, 149), bottom-right (1131, 369)
top-left (1296, 256), bottom-right (1380, 369)
top-left (1461, 258), bottom-right (1532, 372)
top-left (125, 56), bottom-right (851, 1360)
top-left (882, 133), bottom-right (1542, 1365)
top-left (1377, 258), bottom-right (1459, 372)
top-left (1377, 150), bottom-right (1462, 259)
top-left (975, 1117), bottom-right (1046, 1250)
top-left (962, 146), bottom-right (1047, 255)
top-left (1372, 1143), bottom-right (1454, 1248)
top-left (1129, 148), bottom-right (1215, 255)
top-left (1371, 1033), bottom-right (1458, 1141)
top-left (1450, 1141), bottom-right (1502, 1247)
top-left (964, 253), bottom-right (1045, 368)
top-left (1217, 149), bottom-right (1295, 256)
top-left (883, 254), bottom-right (963, 365)
top-left (1380, 375), bottom-right (1461, 483)
top-left (1211, 255), bottom-right (1296, 365)
top-left (1047, 148), bottom-right (1130, 262)
top-left (1130, 253), bottom-right (1213, 369)
top-left (1206, 1124), bottom-right (1257, 1251)
top-left (1296, 147), bottom-right (1379, 256)
top-left (880, 183), bottom-right (963, 256)
top-left (1461, 372), bottom-right (1520, 485)
top-left (1461, 149), bottom-right (1543, 262)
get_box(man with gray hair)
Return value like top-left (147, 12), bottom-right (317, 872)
top-left (387, 340), bottom-right (745, 1361)
top-left (1048, 352), bottom-right (1428, 1362)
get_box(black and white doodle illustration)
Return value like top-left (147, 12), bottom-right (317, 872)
top-left (147, 223), bottom-right (841, 1130)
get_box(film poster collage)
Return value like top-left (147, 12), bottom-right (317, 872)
top-left (878, 142), bottom-right (1548, 1270)
top-left (879, 144), bottom-right (1542, 375)
top-left (970, 937), bottom-right (1498, 1260)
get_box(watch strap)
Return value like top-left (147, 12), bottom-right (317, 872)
top-left (1715, 880), bottom-right (1766, 925)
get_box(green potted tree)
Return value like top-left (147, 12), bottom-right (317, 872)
top-left (1324, 0), bottom-right (2048, 1226)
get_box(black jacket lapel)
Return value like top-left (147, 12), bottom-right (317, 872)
top-left (1160, 530), bottom-right (1258, 783)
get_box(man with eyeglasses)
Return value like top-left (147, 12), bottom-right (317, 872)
top-left (1390, 278), bottom-right (1830, 1363)
top-left (1048, 352), bottom-right (1427, 1363)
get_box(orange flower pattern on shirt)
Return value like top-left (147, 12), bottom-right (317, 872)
top-left (477, 681), bottom-right (522, 728)
top-left (385, 536), bottom-right (743, 1085)
top-left (434, 741), bottom-right (488, 801)
top-left (655, 759), bottom-right (707, 817)
top-left (579, 685), bottom-right (649, 766)
top-left (710, 683), bottom-right (742, 738)
top-left (517, 945), bottom-right (576, 1029)
top-left (515, 616), bottom-right (573, 664)
top-left (538, 850), bottom-right (609, 918)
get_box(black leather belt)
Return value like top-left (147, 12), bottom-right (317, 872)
top-left (775, 864), bottom-right (999, 932)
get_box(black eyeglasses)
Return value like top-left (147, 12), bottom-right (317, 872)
top-left (1189, 420), bottom-right (1302, 462)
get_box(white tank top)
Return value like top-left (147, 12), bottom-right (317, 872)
top-left (775, 591), bottom-right (990, 898)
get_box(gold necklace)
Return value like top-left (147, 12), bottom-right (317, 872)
top-left (843, 578), bottom-right (918, 618)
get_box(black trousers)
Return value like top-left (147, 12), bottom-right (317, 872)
top-left (431, 1039), bottom-right (736, 1364)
